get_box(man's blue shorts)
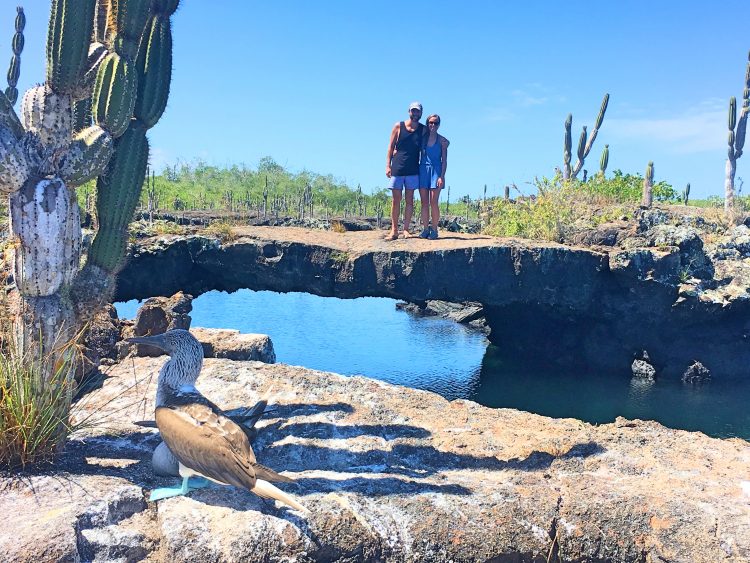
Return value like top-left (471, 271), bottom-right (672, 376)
top-left (389, 175), bottom-right (419, 190)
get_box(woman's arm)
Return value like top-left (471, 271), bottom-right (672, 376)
top-left (438, 136), bottom-right (449, 188)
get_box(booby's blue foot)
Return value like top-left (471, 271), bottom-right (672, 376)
top-left (149, 477), bottom-right (216, 501)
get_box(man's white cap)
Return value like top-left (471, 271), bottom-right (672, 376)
top-left (408, 101), bottom-right (423, 112)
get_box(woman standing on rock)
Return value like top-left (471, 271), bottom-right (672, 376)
top-left (418, 114), bottom-right (449, 239)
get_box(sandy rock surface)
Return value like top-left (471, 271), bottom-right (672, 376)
top-left (1, 357), bottom-right (748, 562)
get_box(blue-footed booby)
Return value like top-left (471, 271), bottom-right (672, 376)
top-left (127, 329), bottom-right (307, 513)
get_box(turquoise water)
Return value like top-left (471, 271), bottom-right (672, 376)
top-left (116, 290), bottom-right (750, 440)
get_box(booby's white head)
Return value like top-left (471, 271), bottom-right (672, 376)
top-left (127, 329), bottom-right (204, 393)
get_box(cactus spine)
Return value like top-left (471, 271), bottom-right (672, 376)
top-left (725, 51), bottom-right (750, 214)
top-left (642, 161), bottom-right (654, 208)
top-left (0, 0), bottom-right (179, 445)
top-left (599, 144), bottom-right (609, 176)
top-left (5, 7), bottom-right (25, 105)
top-left (564, 93), bottom-right (609, 180)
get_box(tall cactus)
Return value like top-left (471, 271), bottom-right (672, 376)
top-left (0, 0), bottom-right (179, 447)
top-left (563, 93), bottom-right (609, 180)
top-left (642, 161), bottom-right (654, 208)
top-left (725, 51), bottom-right (750, 214)
top-left (5, 7), bottom-right (25, 105)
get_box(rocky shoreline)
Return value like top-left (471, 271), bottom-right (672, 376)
top-left (2, 354), bottom-right (749, 562)
top-left (114, 207), bottom-right (750, 379)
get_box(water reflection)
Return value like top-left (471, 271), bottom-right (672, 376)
top-left (117, 290), bottom-right (486, 401)
top-left (471, 344), bottom-right (750, 439)
top-left (117, 291), bottom-right (750, 440)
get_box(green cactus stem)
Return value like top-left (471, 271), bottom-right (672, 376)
top-left (46, 0), bottom-right (95, 95)
top-left (600, 144), bottom-right (609, 176)
top-left (5, 7), bottom-right (25, 105)
top-left (577, 126), bottom-right (587, 163)
top-left (570, 93), bottom-right (609, 179)
top-left (110, 0), bottom-right (151, 61)
top-left (563, 114), bottom-right (572, 179)
top-left (725, 51), bottom-right (750, 214)
top-left (642, 161), bottom-right (654, 208)
top-left (683, 183), bottom-right (690, 205)
top-left (88, 120), bottom-right (149, 271)
top-left (134, 14), bottom-right (172, 127)
top-left (92, 52), bottom-right (137, 138)
top-left (0, 89), bottom-right (24, 139)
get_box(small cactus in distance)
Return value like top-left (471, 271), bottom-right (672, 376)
top-left (600, 144), bottom-right (609, 177)
top-left (725, 51), bottom-right (750, 214)
top-left (563, 93), bottom-right (609, 180)
top-left (642, 161), bottom-right (654, 208)
top-left (683, 183), bottom-right (690, 206)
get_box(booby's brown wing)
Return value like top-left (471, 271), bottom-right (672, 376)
top-left (155, 401), bottom-right (265, 491)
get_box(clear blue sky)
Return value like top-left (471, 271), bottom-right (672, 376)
top-left (4, 1), bottom-right (749, 199)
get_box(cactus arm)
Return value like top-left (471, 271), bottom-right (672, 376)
top-left (59, 125), bottom-right (114, 187)
top-left (572, 126), bottom-right (587, 177)
top-left (47, 0), bottom-right (95, 95)
top-left (92, 53), bottom-right (137, 137)
top-left (0, 89), bottom-right (25, 140)
top-left (565, 94), bottom-right (609, 180)
top-left (5, 7), bottom-right (25, 105)
top-left (581, 94), bottom-right (609, 160)
top-left (86, 0), bottom-right (180, 274)
top-left (88, 121), bottom-right (149, 271)
top-left (563, 114), bottom-right (572, 180)
top-left (134, 15), bottom-right (172, 127)
top-left (733, 52), bottom-right (750, 160)
top-left (112, 0), bottom-right (152, 60)
top-left (599, 144), bottom-right (609, 176)
top-left (594, 93), bottom-right (609, 130)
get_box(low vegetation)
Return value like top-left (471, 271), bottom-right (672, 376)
top-left (483, 172), bottom-right (676, 242)
top-left (0, 332), bottom-right (78, 468)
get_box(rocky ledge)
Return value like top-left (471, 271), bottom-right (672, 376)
top-left (116, 208), bottom-right (750, 378)
top-left (2, 357), bottom-right (748, 562)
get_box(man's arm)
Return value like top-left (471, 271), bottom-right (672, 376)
top-left (386, 122), bottom-right (399, 178)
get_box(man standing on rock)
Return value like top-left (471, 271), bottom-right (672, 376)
top-left (385, 102), bottom-right (425, 240)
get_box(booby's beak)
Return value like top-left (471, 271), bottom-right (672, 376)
top-left (126, 333), bottom-right (169, 351)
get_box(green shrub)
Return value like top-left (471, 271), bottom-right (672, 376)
top-left (578, 170), bottom-right (677, 203)
top-left (484, 176), bottom-right (634, 242)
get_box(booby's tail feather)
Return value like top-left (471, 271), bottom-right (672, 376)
top-left (253, 479), bottom-right (309, 513)
top-left (253, 462), bottom-right (295, 483)
top-left (237, 400), bottom-right (267, 428)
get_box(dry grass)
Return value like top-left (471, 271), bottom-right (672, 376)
top-left (203, 220), bottom-right (237, 242)
top-left (0, 332), bottom-right (81, 468)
